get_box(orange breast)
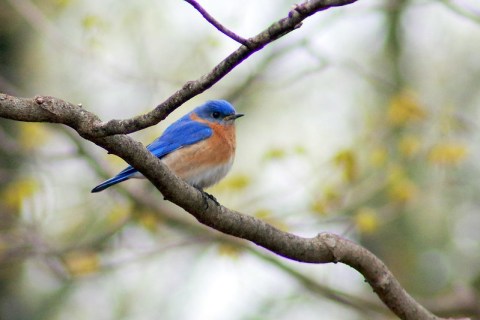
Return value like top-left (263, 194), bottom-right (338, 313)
top-left (161, 118), bottom-right (236, 183)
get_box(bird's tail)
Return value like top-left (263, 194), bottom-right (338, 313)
top-left (92, 166), bottom-right (138, 193)
top-left (91, 175), bottom-right (130, 193)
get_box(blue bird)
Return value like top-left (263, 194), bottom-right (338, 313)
top-left (92, 100), bottom-right (243, 193)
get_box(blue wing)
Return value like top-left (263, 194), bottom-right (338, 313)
top-left (91, 117), bottom-right (212, 193)
top-left (146, 115), bottom-right (212, 158)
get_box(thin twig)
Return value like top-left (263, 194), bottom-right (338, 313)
top-left (184, 0), bottom-right (249, 45)
top-left (91, 0), bottom-right (358, 138)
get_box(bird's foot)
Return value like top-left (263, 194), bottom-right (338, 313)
top-left (204, 191), bottom-right (219, 206)
top-left (197, 187), bottom-right (220, 209)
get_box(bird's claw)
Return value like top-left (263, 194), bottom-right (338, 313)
top-left (197, 188), bottom-right (220, 209)
top-left (205, 192), bottom-right (219, 206)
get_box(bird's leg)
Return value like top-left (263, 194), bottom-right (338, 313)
top-left (204, 191), bottom-right (219, 206)
top-left (196, 186), bottom-right (220, 208)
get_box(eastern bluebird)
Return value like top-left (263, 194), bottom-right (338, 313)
top-left (91, 100), bottom-right (243, 193)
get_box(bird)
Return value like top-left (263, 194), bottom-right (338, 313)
top-left (91, 100), bottom-right (243, 193)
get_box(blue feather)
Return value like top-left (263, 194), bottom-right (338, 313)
top-left (147, 116), bottom-right (212, 157)
top-left (90, 167), bottom-right (137, 193)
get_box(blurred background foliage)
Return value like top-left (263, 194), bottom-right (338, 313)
top-left (1, 0), bottom-right (480, 319)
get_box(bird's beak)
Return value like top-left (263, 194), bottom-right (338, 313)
top-left (225, 113), bottom-right (244, 121)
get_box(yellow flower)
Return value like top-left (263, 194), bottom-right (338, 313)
top-left (106, 205), bottom-right (130, 226)
top-left (386, 165), bottom-right (417, 202)
top-left (369, 147), bottom-right (388, 167)
top-left (54, 0), bottom-right (72, 8)
top-left (107, 155), bottom-right (128, 169)
top-left (310, 187), bottom-right (340, 216)
top-left (387, 91), bottom-right (426, 126)
top-left (264, 148), bottom-right (286, 161)
top-left (18, 123), bottom-right (49, 150)
top-left (64, 251), bottom-right (99, 276)
top-left (217, 243), bottom-right (242, 259)
top-left (428, 143), bottom-right (468, 165)
top-left (310, 200), bottom-right (327, 215)
top-left (137, 212), bottom-right (159, 233)
top-left (213, 173), bottom-right (251, 192)
top-left (333, 149), bottom-right (357, 182)
top-left (294, 145), bottom-right (307, 155)
top-left (387, 164), bottom-right (406, 183)
top-left (2, 178), bottom-right (38, 211)
top-left (398, 135), bottom-right (421, 158)
top-left (323, 186), bottom-right (340, 203)
top-left (81, 15), bottom-right (105, 31)
top-left (355, 207), bottom-right (379, 234)
top-left (254, 209), bottom-right (288, 231)
top-left (389, 178), bottom-right (417, 202)
top-left (254, 209), bottom-right (273, 219)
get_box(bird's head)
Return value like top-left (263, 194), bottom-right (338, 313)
top-left (194, 100), bottom-right (244, 124)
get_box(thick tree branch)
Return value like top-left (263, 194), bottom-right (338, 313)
top-left (58, 132), bottom-right (390, 316)
top-left (87, 0), bottom-right (358, 138)
top-left (0, 93), bottom-right (452, 320)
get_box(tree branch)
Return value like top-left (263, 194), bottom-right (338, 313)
top-left (86, 0), bottom-right (358, 138)
top-left (184, 0), bottom-right (248, 45)
top-left (0, 93), bottom-right (452, 320)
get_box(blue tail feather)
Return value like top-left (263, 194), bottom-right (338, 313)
top-left (91, 167), bottom-right (137, 193)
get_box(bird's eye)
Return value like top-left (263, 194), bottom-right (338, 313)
top-left (212, 111), bottom-right (221, 119)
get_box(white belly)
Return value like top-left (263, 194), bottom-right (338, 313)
top-left (184, 159), bottom-right (234, 189)
top-left (129, 157), bottom-right (234, 189)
